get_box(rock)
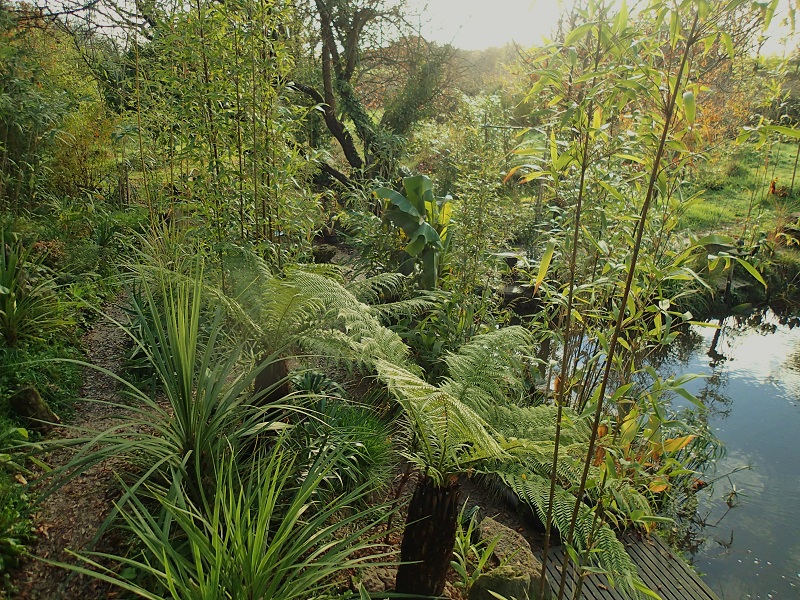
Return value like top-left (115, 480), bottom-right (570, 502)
top-left (470, 565), bottom-right (533, 600)
top-left (468, 518), bottom-right (549, 600)
top-left (9, 386), bottom-right (60, 434)
top-left (360, 565), bottom-right (398, 594)
top-left (479, 517), bottom-right (540, 573)
top-left (312, 244), bottom-right (337, 263)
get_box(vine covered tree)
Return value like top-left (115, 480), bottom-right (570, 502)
top-left (291, 0), bottom-right (457, 183)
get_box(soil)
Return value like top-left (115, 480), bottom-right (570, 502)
top-left (8, 301), bottom-right (132, 600)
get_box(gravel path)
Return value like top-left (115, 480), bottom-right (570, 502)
top-left (10, 301), bottom-right (131, 599)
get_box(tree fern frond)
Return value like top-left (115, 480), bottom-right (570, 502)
top-left (287, 262), bottom-right (346, 282)
top-left (332, 309), bottom-right (413, 366)
top-left (371, 296), bottom-right (438, 321)
top-left (286, 269), bottom-right (361, 313)
top-left (499, 467), bottom-right (646, 599)
top-left (345, 272), bottom-right (409, 303)
top-left (477, 403), bottom-right (590, 447)
top-left (261, 279), bottom-right (324, 347)
top-left (443, 326), bottom-right (533, 405)
top-left (375, 359), bottom-right (510, 485)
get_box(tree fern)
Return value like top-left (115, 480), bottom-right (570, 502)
top-left (375, 359), bottom-right (516, 484)
top-left (345, 272), bottom-right (409, 304)
top-left (442, 326), bottom-right (534, 406)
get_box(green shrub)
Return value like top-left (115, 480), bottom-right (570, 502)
top-left (0, 232), bottom-right (69, 348)
top-left (0, 427), bottom-right (34, 577)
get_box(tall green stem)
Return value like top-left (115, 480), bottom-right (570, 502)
top-left (556, 11), bottom-right (700, 600)
top-left (540, 17), bottom-right (604, 599)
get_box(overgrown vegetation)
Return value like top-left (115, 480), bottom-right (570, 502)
top-left (1, 0), bottom-right (799, 598)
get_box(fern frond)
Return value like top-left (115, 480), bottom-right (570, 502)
top-left (371, 296), bottom-right (437, 321)
top-left (345, 272), bottom-right (409, 303)
top-left (375, 359), bottom-right (511, 485)
top-left (499, 466), bottom-right (646, 599)
top-left (261, 279), bottom-right (324, 347)
top-left (478, 403), bottom-right (590, 447)
top-left (285, 269), bottom-right (361, 313)
top-left (288, 262), bottom-right (346, 282)
top-left (333, 309), bottom-right (412, 368)
top-left (443, 326), bottom-right (533, 405)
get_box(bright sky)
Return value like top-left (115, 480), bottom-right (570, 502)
top-left (406, 0), bottom-right (799, 55)
top-left (406, 0), bottom-right (563, 50)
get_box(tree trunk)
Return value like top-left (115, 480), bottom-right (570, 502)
top-left (394, 475), bottom-right (460, 599)
top-left (253, 354), bottom-right (289, 405)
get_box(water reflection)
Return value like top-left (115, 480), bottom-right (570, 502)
top-left (659, 309), bottom-right (800, 599)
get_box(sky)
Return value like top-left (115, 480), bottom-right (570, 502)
top-left (404, 0), bottom-right (565, 50)
top-left (404, 0), bottom-right (799, 55)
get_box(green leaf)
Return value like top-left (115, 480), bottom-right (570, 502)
top-left (403, 174), bottom-right (435, 215)
top-left (734, 257), bottom-right (767, 288)
top-left (720, 31), bottom-right (734, 59)
top-left (673, 387), bottom-right (705, 410)
top-left (565, 22), bottom-right (596, 45)
top-left (534, 240), bottom-right (556, 295)
top-left (683, 90), bottom-right (695, 125)
top-left (385, 210), bottom-right (422, 234)
top-left (693, 234), bottom-right (734, 247)
top-left (375, 187), bottom-right (420, 218)
top-left (614, 0), bottom-right (629, 32)
top-left (633, 578), bottom-right (664, 599)
top-left (405, 222), bottom-right (442, 257)
top-left (669, 9), bottom-right (680, 49)
top-left (764, 125), bottom-right (800, 139)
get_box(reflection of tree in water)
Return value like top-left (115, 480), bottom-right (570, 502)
top-left (669, 326), bottom-right (705, 365)
top-left (696, 369), bottom-right (733, 418)
top-left (783, 342), bottom-right (800, 376)
top-left (656, 309), bottom-right (800, 566)
top-left (730, 309), bottom-right (778, 335)
top-left (703, 309), bottom-right (789, 369)
top-left (706, 320), bottom-right (727, 366)
top-left (659, 406), bottom-right (725, 556)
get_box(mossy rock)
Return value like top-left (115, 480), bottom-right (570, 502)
top-left (312, 244), bottom-right (337, 263)
top-left (9, 386), bottom-right (60, 434)
top-left (479, 517), bottom-right (540, 573)
top-left (469, 565), bottom-right (546, 600)
top-left (468, 518), bottom-right (550, 600)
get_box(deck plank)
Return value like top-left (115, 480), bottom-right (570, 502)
top-left (538, 534), bottom-right (719, 600)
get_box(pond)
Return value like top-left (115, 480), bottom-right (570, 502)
top-left (659, 310), bottom-right (800, 599)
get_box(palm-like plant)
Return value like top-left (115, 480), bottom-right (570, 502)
top-left (64, 443), bottom-right (394, 600)
top-left (40, 254), bottom-right (398, 598)
top-left (47, 258), bottom-right (297, 510)
top-left (0, 232), bottom-right (65, 348)
top-left (220, 251), bottom-right (428, 396)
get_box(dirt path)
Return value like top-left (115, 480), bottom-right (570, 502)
top-left (10, 301), bottom-right (131, 599)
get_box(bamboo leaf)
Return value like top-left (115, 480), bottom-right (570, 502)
top-left (683, 90), bottom-right (695, 125)
top-left (734, 257), bottom-right (766, 288)
top-left (534, 240), bottom-right (556, 296)
top-left (720, 31), bottom-right (734, 59)
top-left (662, 435), bottom-right (696, 453)
top-left (565, 22), bottom-right (596, 45)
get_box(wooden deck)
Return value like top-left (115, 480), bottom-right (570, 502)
top-left (539, 533), bottom-right (719, 600)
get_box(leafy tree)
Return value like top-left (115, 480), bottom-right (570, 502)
top-left (290, 0), bottom-right (457, 183)
top-left (0, 4), bottom-right (93, 211)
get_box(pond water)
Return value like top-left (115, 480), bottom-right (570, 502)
top-left (659, 310), bottom-right (800, 599)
